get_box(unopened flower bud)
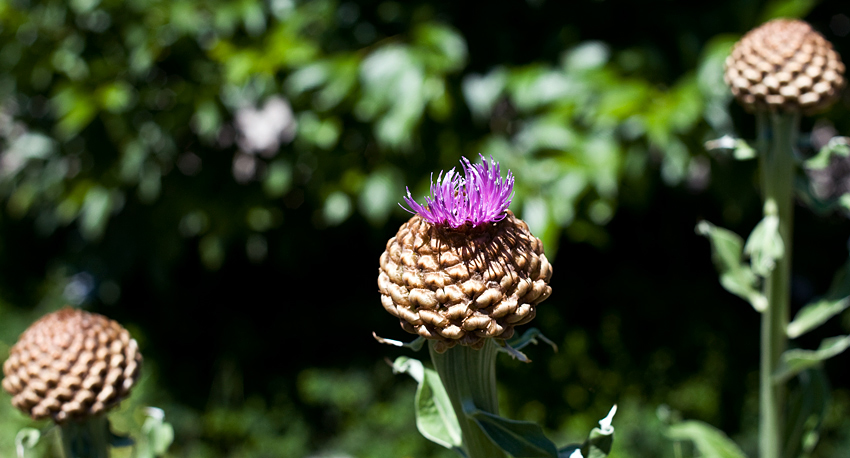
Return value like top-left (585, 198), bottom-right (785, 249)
top-left (2, 308), bottom-right (142, 423)
top-left (724, 18), bottom-right (845, 114)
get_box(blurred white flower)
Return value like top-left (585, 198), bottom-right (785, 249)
top-left (234, 96), bottom-right (296, 157)
top-left (232, 152), bottom-right (258, 183)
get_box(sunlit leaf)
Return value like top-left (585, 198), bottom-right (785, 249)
top-left (263, 160), bottom-right (293, 198)
top-left (358, 166), bottom-right (403, 227)
top-left (667, 420), bottom-right (746, 458)
top-left (580, 405), bottom-right (617, 458)
top-left (462, 68), bottom-right (507, 121)
top-left (805, 136), bottom-right (850, 170)
top-left (759, 0), bottom-right (818, 22)
top-left (96, 81), bottom-right (135, 113)
top-left (696, 221), bottom-right (766, 312)
top-left (322, 191), bottom-right (353, 226)
top-left (15, 428), bottom-right (40, 458)
top-left (413, 23), bottom-right (468, 73)
top-left (775, 335), bottom-right (850, 383)
top-left (744, 212), bottom-right (784, 277)
top-left (788, 263), bottom-right (850, 338)
top-left (562, 41), bottom-right (610, 72)
top-left (52, 86), bottom-right (97, 139)
top-left (79, 186), bottom-right (114, 240)
top-left (462, 400), bottom-right (558, 458)
top-left (393, 357), bottom-right (463, 450)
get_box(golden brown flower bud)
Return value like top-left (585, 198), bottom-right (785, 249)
top-left (2, 308), bottom-right (142, 423)
top-left (724, 18), bottom-right (845, 114)
top-left (378, 210), bottom-right (553, 353)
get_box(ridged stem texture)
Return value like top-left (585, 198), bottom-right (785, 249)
top-left (428, 339), bottom-right (508, 458)
top-left (60, 414), bottom-right (111, 458)
top-left (756, 111), bottom-right (798, 458)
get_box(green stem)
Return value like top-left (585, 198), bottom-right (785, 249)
top-left (756, 111), bottom-right (798, 458)
top-left (59, 415), bottom-right (111, 458)
top-left (429, 339), bottom-right (508, 458)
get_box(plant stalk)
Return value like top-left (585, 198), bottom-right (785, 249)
top-left (59, 415), bottom-right (111, 458)
top-left (429, 339), bottom-right (508, 458)
top-left (756, 111), bottom-right (798, 458)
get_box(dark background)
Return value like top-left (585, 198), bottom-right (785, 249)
top-left (1, 0), bottom-right (849, 456)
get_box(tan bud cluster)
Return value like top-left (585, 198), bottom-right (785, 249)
top-left (2, 308), bottom-right (142, 423)
top-left (378, 210), bottom-right (553, 353)
top-left (725, 18), bottom-right (845, 114)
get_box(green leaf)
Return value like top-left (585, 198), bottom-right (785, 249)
top-left (667, 420), bottom-right (747, 458)
top-left (462, 401), bottom-right (558, 458)
top-left (744, 212), bottom-right (784, 277)
top-left (504, 328), bottom-right (558, 353)
top-left (462, 68), bottom-right (507, 121)
top-left (358, 166), bottom-right (403, 227)
top-left (413, 23), bottom-right (468, 73)
top-left (373, 333), bottom-right (426, 351)
top-left (96, 81), bottom-right (135, 113)
top-left (136, 407), bottom-right (175, 458)
top-left (15, 428), bottom-right (40, 458)
top-left (788, 298), bottom-right (850, 339)
top-left (562, 41), bottom-right (610, 72)
top-left (581, 405), bottom-right (617, 458)
top-left (704, 136), bottom-right (756, 161)
top-left (52, 86), bottom-right (97, 140)
top-left (788, 263), bottom-right (850, 338)
top-left (784, 369), bottom-right (829, 458)
top-left (696, 221), bottom-right (767, 312)
top-left (393, 357), bottom-right (463, 450)
top-left (759, 0), bottom-right (818, 23)
top-left (775, 335), bottom-right (850, 383)
top-left (804, 136), bottom-right (849, 170)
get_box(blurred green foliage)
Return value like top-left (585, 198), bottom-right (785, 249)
top-left (1, 0), bottom-right (850, 457)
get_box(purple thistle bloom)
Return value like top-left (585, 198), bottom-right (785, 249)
top-left (402, 155), bottom-right (515, 228)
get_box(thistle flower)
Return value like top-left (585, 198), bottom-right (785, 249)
top-left (724, 18), bottom-right (845, 114)
top-left (401, 156), bottom-right (515, 228)
top-left (379, 156), bottom-right (553, 352)
top-left (2, 308), bottom-right (142, 423)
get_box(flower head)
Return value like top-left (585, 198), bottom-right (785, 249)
top-left (402, 155), bottom-right (514, 229)
top-left (2, 308), bottom-right (142, 422)
top-left (380, 156), bottom-right (551, 352)
top-left (724, 19), bottom-right (845, 114)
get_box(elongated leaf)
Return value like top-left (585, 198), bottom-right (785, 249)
top-left (462, 401), bottom-right (558, 458)
top-left (788, 264), bottom-right (850, 338)
top-left (704, 136), bottom-right (756, 161)
top-left (805, 136), bottom-right (850, 170)
top-left (505, 328), bottom-right (558, 353)
top-left (581, 405), bottom-right (617, 458)
top-left (696, 221), bottom-right (766, 312)
top-left (373, 332), bottom-right (426, 351)
top-left (774, 335), bottom-right (850, 383)
top-left (667, 420), bottom-right (747, 458)
top-left (784, 369), bottom-right (829, 458)
top-left (788, 298), bottom-right (850, 339)
top-left (393, 357), bottom-right (463, 450)
top-left (744, 213), bottom-right (784, 277)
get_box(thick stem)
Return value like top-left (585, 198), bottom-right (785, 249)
top-left (59, 415), bottom-right (111, 458)
top-left (429, 339), bottom-right (508, 458)
top-left (757, 111), bottom-right (798, 458)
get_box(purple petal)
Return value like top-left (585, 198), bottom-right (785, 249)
top-left (400, 156), bottom-right (515, 228)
